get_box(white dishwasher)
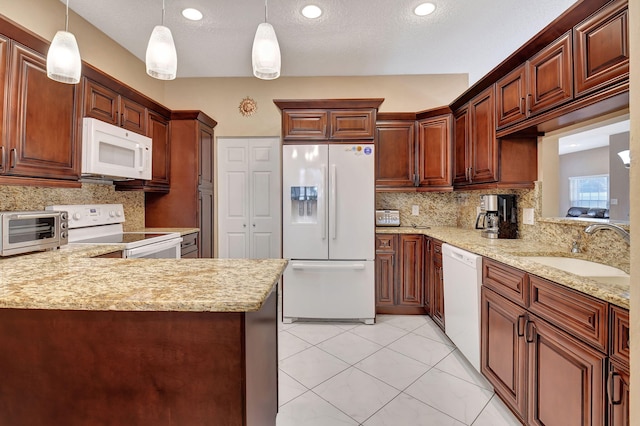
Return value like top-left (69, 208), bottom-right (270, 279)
top-left (442, 244), bottom-right (483, 372)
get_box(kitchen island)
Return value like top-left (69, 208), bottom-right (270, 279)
top-left (0, 245), bottom-right (287, 426)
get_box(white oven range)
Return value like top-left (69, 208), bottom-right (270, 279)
top-left (45, 204), bottom-right (182, 259)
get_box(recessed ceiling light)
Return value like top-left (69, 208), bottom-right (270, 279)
top-left (182, 8), bottom-right (203, 21)
top-left (414, 2), bottom-right (436, 16)
top-left (301, 5), bottom-right (322, 19)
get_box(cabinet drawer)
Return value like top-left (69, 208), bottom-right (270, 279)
top-left (483, 258), bottom-right (528, 307)
top-left (529, 275), bottom-right (608, 352)
top-left (330, 110), bottom-right (375, 140)
top-left (609, 305), bottom-right (629, 366)
top-left (375, 234), bottom-right (396, 252)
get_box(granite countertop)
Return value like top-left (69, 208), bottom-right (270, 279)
top-left (377, 226), bottom-right (630, 309)
top-left (0, 245), bottom-right (286, 313)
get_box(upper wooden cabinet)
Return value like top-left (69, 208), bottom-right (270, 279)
top-left (496, 32), bottom-right (573, 129)
top-left (454, 87), bottom-right (498, 186)
top-left (375, 120), bottom-right (416, 188)
top-left (376, 112), bottom-right (452, 191)
top-left (83, 78), bottom-right (147, 135)
top-left (281, 110), bottom-right (328, 140)
top-left (416, 115), bottom-right (452, 189)
top-left (274, 99), bottom-right (383, 143)
top-left (2, 41), bottom-right (82, 184)
top-left (281, 109), bottom-right (375, 141)
top-left (573, 0), bottom-right (629, 97)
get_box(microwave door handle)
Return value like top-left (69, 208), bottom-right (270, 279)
top-left (12, 213), bottom-right (60, 220)
top-left (136, 144), bottom-right (145, 172)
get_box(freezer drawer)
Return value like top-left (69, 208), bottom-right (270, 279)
top-left (283, 260), bottom-right (375, 324)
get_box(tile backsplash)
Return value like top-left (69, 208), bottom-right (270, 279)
top-left (376, 181), bottom-right (630, 271)
top-left (0, 183), bottom-right (144, 231)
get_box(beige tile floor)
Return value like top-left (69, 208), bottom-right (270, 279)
top-left (276, 314), bottom-right (523, 426)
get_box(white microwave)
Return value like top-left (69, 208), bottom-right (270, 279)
top-left (81, 117), bottom-right (152, 181)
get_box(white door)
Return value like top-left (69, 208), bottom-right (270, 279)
top-left (282, 145), bottom-right (329, 260)
top-left (328, 144), bottom-right (375, 260)
top-left (218, 137), bottom-right (281, 259)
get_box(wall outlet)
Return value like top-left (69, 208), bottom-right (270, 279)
top-left (411, 205), bottom-right (419, 216)
top-left (523, 208), bottom-right (535, 225)
top-left (611, 198), bottom-right (618, 205)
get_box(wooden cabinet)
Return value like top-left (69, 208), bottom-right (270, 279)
top-left (496, 32), bottom-right (573, 129)
top-left (3, 40), bottom-right (82, 185)
top-left (375, 234), bottom-right (426, 314)
top-left (145, 111), bottom-right (217, 258)
top-left (454, 87), bottom-right (497, 186)
top-left (608, 306), bottom-right (629, 426)
top-left (481, 286), bottom-right (528, 417)
top-left (275, 99), bottom-right (383, 143)
top-left (429, 239), bottom-right (445, 330)
top-left (375, 120), bottom-right (416, 188)
top-left (416, 115), bottom-right (452, 189)
top-left (180, 232), bottom-right (199, 258)
top-left (481, 258), bottom-right (608, 426)
top-left (83, 78), bottom-right (147, 134)
top-left (281, 109), bottom-right (375, 141)
top-left (376, 113), bottom-right (452, 191)
top-left (526, 312), bottom-right (606, 426)
top-left (573, 0), bottom-right (629, 97)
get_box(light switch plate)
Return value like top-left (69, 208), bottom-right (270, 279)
top-left (412, 205), bottom-right (419, 216)
top-left (523, 208), bottom-right (535, 225)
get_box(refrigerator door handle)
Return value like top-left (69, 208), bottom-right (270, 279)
top-left (290, 262), bottom-right (366, 270)
top-left (322, 164), bottom-right (328, 240)
top-left (330, 164), bottom-right (337, 240)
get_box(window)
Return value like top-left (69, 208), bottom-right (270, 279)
top-left (569, 175), bottom-right (609, 208)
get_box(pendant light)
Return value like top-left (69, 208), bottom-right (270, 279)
top-left (252, 0), bottom-right (281, 80)
top-left (46, 0), bottom-right (81, 84)
top-left (146, 0), bottom-right (177, 80)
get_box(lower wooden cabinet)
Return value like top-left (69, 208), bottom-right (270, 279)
top-left (429, 240), bottom-right (445, 330)
top-left (375, 234), bottom-right (426, 314)
top-left (607, 360), bottom-right (630, 426)
top-left (481, 286), bottom-right (606, 426)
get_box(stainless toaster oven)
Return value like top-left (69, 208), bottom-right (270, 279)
top-left (0, 210), bottom-right (68, 256)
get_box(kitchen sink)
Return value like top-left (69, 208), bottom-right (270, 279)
top-left (520, 256), bottom-right (629, 287)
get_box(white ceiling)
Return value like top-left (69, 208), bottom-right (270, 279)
top-left (66, 0), bottom-right (578, 84)
top-left (559, 119), bottom-right (631, 155)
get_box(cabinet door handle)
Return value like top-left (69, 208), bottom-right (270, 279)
top-left (468, 167), bottom-right (473, 183)
top-left (10, 148), bottom-right (17, 169)
top-left (526, 94), bottom-right (532, 114)
top-left (525, 320), bottom-right (535, 343)
top-left (0, 146), bottom-right (4, 169)
top-left (520, 97), bottom-right (525, 114)
top-left (517, 315), bottom-right (526, 337)
top-left (121, 113), bottom-right (125, 126)
top-left (608, 371), bottom-right (623, 405)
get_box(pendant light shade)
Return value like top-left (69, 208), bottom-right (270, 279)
top-left (146, 0), bottom-right (177, 80)
top-left (46, 0), bottom-right (81, 84)
top-left (618, 149), bottom-right (631, 169)
top-left (146, 25), bottom-right (177, 80)
top-left (252, 22), bottom-right (281, 80)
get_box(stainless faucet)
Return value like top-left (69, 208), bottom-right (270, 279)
top-left (584, 223), bottom-right (630, 244)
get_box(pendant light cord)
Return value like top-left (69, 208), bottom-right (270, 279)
top-left (162, 0), bottom-right (166, 25)
top-left (264, 0), bottom-right (268, 23)
top-left (65, 0), bottom-right (69, 31)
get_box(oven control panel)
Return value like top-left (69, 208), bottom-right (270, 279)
top-left (46, 204), bottom-right (125, 229)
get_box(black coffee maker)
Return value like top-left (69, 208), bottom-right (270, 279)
top-left (475, 194), bottom-right (518, 239)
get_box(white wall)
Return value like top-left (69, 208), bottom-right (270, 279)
top-left (609, 132), bottom-right (630, 220)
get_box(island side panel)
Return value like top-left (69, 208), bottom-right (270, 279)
top-left (245, 289), bottom-right (278, 426)
top-left (0, 309), bottom-right (248, 425)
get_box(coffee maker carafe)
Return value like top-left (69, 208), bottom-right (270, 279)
top-left (475, 194), bottom-right (518, 239)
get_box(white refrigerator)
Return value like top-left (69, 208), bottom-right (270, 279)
top-left (282, 143), bottom-right (375, 324)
